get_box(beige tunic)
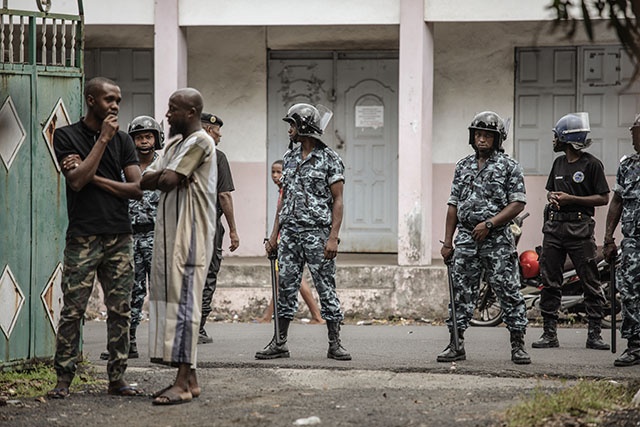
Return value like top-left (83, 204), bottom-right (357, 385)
top-left (147, 129), bottom-right (217, 365)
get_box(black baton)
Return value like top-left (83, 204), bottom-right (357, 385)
top-left (446, 258), bottom-right (460, 352)
top-left (264, 239), bottom-right (281, 344)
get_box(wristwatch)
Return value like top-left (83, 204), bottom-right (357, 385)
top-left (485, 220), bottom-right (494, 230)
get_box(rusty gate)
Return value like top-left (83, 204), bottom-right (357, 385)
top-left (0, 0), bottom-right (83, 368)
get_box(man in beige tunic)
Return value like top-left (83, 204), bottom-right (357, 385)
top-left (141, 88), bottom-right (217, 405)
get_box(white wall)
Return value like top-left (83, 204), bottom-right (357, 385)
top-left (180, 0), bottom-right (400, 25)
top-left (432, 20), bottom-right (621, 165)
top-left (7, 0), bottom-right (153, 24)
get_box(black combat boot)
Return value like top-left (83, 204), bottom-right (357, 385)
top-left (436, 330), bottom-right (465, 362)
top-left (532, 317), bottom-right (559, 348)
top-left (614, 338), bottom-right (640, 367)
top-left (510, 331), bottom-right (531, 364)
top-left (586, 318), bottom-right (610, 350)
top-left (255, 318), bottom-right (291, 359)
top-left (128, 326), bottom-right (139, 358)
top-left (198, 317), bottom-right (213, 344)
top-left (327, 321), bottom-right (352, 360)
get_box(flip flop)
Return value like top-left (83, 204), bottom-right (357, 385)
top-left (108, 384), bottom-right (145, 396)
top-left (47, 387), bottom-right (69, 399)
top-left (152, 388), bottom-right (192, 406)
top-left (152, 385), bottom-right (200, 399)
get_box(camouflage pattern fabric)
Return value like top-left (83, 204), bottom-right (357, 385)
top-left (125, 154), bottom-right (159, 329)
top-left (448, 151), bottom-right (526, 241)
top-left (277, 227), bottom-right (343, 322)
top-left (275, 141), bottom-right (345, 322)
top-left (130, 230), bottom-right (154, 329)
top-left (279, 142), bottom-right (345, 230)
top-left (447, 150), bottom-right (528, 332)
top-left (614, 153), bottom-right (640, 339)
top-left (54, 234), bottom-right (134, 383)
top-left (450, 245), bottom-right (527, 332)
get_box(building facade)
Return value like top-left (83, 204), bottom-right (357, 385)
top-left (36, 0), bottom-right (640, 262)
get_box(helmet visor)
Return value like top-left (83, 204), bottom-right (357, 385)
top-left (316, 104), bottom-right (333, 133)
top-left (562, 112), bottom-right (590, 136)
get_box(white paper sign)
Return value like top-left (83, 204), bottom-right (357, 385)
top-left (355, 105), bottom-right (384, 128)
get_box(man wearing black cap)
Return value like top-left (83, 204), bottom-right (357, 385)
top-left (198, 112), bottom-right (240, 343)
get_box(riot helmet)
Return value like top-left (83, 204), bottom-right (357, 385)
top-left (552, 112), bottom-right (591, 150)
top-left (128, 115), bottom-right (165, 150)
top-left (468, 111), bottom-right (507, 151)
top-left (283, 103), bottom-right (333, 139)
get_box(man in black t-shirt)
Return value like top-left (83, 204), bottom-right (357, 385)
top-left (533, 112), bottom-right (611, 351)
top-left (198, 113), bottom-right (240, 344)
top-left (48, 77), bottom-right (143, 399)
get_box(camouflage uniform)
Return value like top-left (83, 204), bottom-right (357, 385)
top-left (277, 142), bottom-right (345, 321)
top-left (447, 151), bottom-right (528, 333)
top-left (55, 234), bottom-right (134, 384)
top-left (614, 153), bottom-right (640, 340)
top-left (128, 154), bottom-right (160, 330)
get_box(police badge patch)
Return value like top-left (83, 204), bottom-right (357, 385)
top-left (572, 171), bottom-right (585, 183)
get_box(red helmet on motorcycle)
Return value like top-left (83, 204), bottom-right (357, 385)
top-left (519, 250), bottom-right (540, 279)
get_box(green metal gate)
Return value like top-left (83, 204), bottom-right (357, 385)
top-left (0, 0), bottom-right (83, 368)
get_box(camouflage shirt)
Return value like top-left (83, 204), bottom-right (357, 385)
top-left (279, 142), bottom-right (345, 230)
top-left (123, 153), bottom-right (160, 226)
top-left (448, 151), bottom-right (526, 245)
top-left (614, 152), bottom-right (640, 238)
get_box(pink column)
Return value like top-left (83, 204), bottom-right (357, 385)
top-left (154, 0), bottom-right (188, 121)
top-left (398, 0), bottom-right (434, 266)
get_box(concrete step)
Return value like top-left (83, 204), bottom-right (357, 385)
top-left (215, 254), bottom-right (449, 320)
top-left (87, 254), bottom-right (449, 322)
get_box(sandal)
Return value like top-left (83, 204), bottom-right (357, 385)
top-left (152, 388), bottom-right (192, 406)
top-left (47, 387), bottom-right (69, 399)
top-left (108, 384), bottom-right (145, 396)
top-left (152, 385), bottom-right (200, 399)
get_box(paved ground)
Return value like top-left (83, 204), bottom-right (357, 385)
top-left (1, 321), bottom-right (637, 427)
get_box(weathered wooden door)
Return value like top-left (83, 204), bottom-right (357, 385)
top-left (515, 46), bottom-right (640, 175)
top-left (0, 1), bottom-right (83, 367)
top-left (267, 52), bottom-right (398, 252)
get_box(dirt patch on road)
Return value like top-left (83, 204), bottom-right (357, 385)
top-left (0, 366), bottom-right (577, 427)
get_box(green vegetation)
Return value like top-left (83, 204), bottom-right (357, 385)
top-left (504, 379), bottom-right (636, 427)
top-left (0, 362), bottom-right (105, 398)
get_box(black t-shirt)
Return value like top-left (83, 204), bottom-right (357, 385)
top-left (545, 151), bottom-right (609, 216)
top-left (216, 148), bottom-right (235, 219)
top-left (54, 120), bottom-right (139, 237)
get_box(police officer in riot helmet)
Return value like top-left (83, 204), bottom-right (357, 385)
top-left (439, 111), bottom-right (531, 365)
top-left (603, 113), bottom-right (640, 366)
top-left (256, 102), bottom-right (351, 361)
top-left (99, 115), bottom-right (164, 361)
top-left (533, 112), bottom-right (610, 351)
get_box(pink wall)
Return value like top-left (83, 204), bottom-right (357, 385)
top-left (431, 164), bottom-right (618, 259)
top-left (221, 161), bottom-right (267, 257)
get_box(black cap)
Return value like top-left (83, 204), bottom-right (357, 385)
top-left (201, 112), bottom-right (223, 127)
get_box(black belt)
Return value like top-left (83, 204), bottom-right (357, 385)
top-left (132, 223), bottom-right (155, 233)
top-left (548, 211), bottom-right (589, 221)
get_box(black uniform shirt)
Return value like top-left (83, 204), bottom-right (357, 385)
top-left (545, 151), bottom-right (609, 216)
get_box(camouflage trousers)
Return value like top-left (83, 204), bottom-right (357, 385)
top-left (618, 237), bottom-right (640, 340)
top-left (277, 227), bottom-right (343, 322)
top-left (54, 234), bottom-right (134, 384)
top-left (447, 244), bottom-right (527, 333)
top-left (131, 230), bottom-right (154, 330)
top-left (201, 218), bottom-right (225, 323)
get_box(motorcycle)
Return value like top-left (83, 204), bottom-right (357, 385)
top-left (470, 213), bottom-right (621, 328)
